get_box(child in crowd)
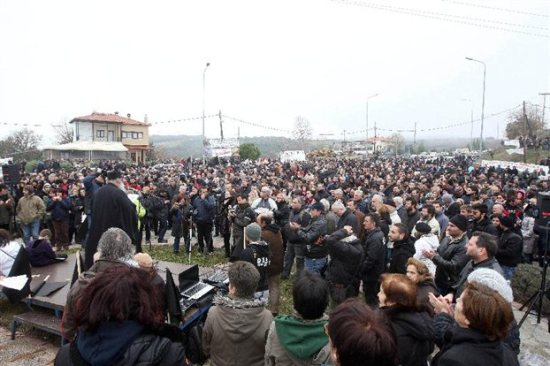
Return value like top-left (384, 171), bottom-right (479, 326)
top-left (26, 229), bottom-right (67, 267)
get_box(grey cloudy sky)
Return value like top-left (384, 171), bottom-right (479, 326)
top-left (0, 0), bottom-right (548, 145)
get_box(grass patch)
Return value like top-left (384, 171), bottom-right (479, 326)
top-left (144, 244), bottom-right (295, 315)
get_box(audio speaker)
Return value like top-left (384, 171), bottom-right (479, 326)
top-left (2, 164), bottom-right (21, 185)
top-left (537, 192), bottom-right (550, 219)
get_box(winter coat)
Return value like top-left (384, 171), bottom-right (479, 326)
top-left (69, 195), bottom-right (85, 228)
top-left (336, 208), bottom-right (359, 236)
top-left (26, 239), bottom-right (58, 267)
top-left (202, 296), bottom-right (273, 366)
top-left (471, 216), bottom-right (499, 237)
top-left (413, 234), bottom-right (440, 276)
top-left (296, 216), bottom-right (328, 259)
top-left (361, 227), bottom-right (386, 283)
top-left (433, 234), bottom-right (469, 295)
top-left (55, 321), bottom-right (186, 366)
top-left (325, 229), bottom-right (364, 286)
top-left (230, 203), bottom-right (256, 258)
top-left (265, 315), bottom-right (330, 366)
top-left (454, 258), bottom-right (503, 299)
top-left (521, 216), bottom-right (536, 254)
top-left (432, 321), bottom-right (519, 366)
top-left (496, 231), bottom-right (523, 267)
top-left (170, 203), bottom-right (192, 238)
top-left (284, 209), bottom-right (311, 244)
top-left (403, 210), bottom-right (421, 235)
top-left (262, 224), bottom-right (284, 276)
top-left (191, 195), bottom-right (216, 224)
top-left (240, 241), bottom-right (271, 292)
top-left (389, 237), bottom-right (415, 274)
top-left (416, 279), bottom-right (438, 315)
top-left (381, 306), bottom-right (434, 366)
top-left (46, 197), bottom-right (71, 222)
top-left (16, 194), bottom-right (46, 224)
top-left (83, 175), bottom-right (103, 215)
top-left (274, 201), bottom-right (290, 229)
top-left (0, 192), bottom-right (14, 226)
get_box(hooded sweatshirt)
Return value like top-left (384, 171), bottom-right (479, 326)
top-left (413, 233), bottom-right (440, 276)
top-left (265, 314), bottom-right (330, 366)
top-left (202, 295), bottom-right (273, 366)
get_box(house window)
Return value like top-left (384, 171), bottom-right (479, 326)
top-left (121, 131), bottom-right (129, 139)
top-left (96, 130), bottom-right (105, 138)
top-left (132, 132), bottom-right (138, 139)
top-left (138, 132), bottom-right (143, 139)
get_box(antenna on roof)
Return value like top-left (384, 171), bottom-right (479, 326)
top-left (127, 113), bottom-right (131, 118)
top-left (114, 111), bottom-right (119, 115)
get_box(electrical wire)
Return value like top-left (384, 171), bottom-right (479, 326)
top-left (442, 0), bottom-right (550, 19)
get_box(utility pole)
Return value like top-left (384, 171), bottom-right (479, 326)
top-left (523, 101), bottom-right (527, 163)
top-left (373, 121), bottom-right (378, 153)
top-left (540, 92), bottom-right (550, 128)
top-left (237, 127), bottom-right (240, 142)
top-left (219, 110), bottom-right (224, 141)
top-left (413, 122), bottom-right (417, 149)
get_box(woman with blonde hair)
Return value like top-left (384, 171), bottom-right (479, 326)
top-left (406, 257), bottom-right (438, 315)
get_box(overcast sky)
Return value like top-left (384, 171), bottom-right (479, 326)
top-left (0, 0), bottom-right (548, 146)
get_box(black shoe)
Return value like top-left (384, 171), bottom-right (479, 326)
top-left (158, 239), bottom-right (168, 243)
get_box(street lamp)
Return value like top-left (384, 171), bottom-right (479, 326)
top-left (460, 98), bottom-right (474, 147)
top-left (366, 93), bottom-right (379, 156)
top-left (465, 57), bottom-right (486, 153)
top-left (202, 62), bottom-right (210, 163)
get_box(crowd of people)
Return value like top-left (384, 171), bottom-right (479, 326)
top-left (1, 154), bottom-right (549, 365)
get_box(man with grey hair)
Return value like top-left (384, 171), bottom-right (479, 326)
top-left (62, 228), bottom-right (137, 341)
top-left (332, 201), bottom-right (359, 236)
top-left (251, 186), bottom-right (277, 214)
top-left (202, 261), bottom-right (272, 366)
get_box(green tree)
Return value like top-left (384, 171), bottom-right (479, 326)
top-left (239, 143), bottom-right (261, 160)
top-left (506, 104), bottom-right (544, 139)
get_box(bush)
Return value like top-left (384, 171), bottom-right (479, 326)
top-left (510, 263), bottom-right (550, 314)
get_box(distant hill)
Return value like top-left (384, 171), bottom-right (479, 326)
top-left (150, 134), bottom-right (498, 158)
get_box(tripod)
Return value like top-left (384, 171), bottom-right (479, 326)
top-left (519, 221), bottom-right (550, 332)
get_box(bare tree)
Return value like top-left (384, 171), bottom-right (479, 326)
top-left (52, 122), bottom-right (74, 144)
top-left (292, 116), bottom-right (313, 141)
top-left (389, 133), bottom-right (404, 156)
top-left (0, 128), bottom-right (42, 160)
top-left (506, 104), bottom-right (544, 140)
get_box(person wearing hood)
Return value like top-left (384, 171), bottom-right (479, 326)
top-left (265, 271), bottom-right (331, 366)
top-left (202, 261), bottom-right (272, 366)
top-left (378, 273), bottom-right (434, 366)
top-left (412, 222), bottom-right (439, 276)
top-left (239, 223), bottom-right (271, 301)
top-left (388, 223), bottom-right (415, 274)
top-left (259, 212), bottom-right (284, 316)
top-left (55, 265), bottom-right (185, 366)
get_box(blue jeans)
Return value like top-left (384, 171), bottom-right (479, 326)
top-left (305, 257), bottom-right (328, 275)
top-left (501, 265), bottom-right (516, 281)
top-left (21, 219), bottom-right (40, 245)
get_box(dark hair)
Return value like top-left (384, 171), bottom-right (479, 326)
top-left (421, 204), bottom-right (435, 217)
top-left (228, 261), bottom-right (260, 298)
top-left (73, 265), bottom-right (164, 333)
top-left (461, 281), bottom-right (514, 340)
top-left (293, 271), bottom-right (329, 320)
top-left (237, 192), bottom-right (249, 200)
top-left (471, 231), bottom-right (498, 258)
top-left (259, 214), bottom-right (273, 226)
top-left (392, 223), bottom-right (409, 239)
top-left (405, 197), bottom-right (417, 206)
top-left (380, 273), bottom-right (417, 309)
top-left (365, 213), bottom-right (381, 227)
top-left (0, 229), bottom-right (11, 247)
top-left (327, 299), bottom-right (398, 366)
top-left (472, 203), bottom-right (488, 215)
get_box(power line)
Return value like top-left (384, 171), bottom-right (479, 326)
top-left (442, 0), bottom-right (550, 19)
top-left (150, 114), bottom-right (218, 125)
top-left (331, 0), bottom-right (550, 39)
top-left (222, 115), bottom-right (293, 133)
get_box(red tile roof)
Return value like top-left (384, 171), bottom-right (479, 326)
top-left (70, 112), bottom-right (150, 126)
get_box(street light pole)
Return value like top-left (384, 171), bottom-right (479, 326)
top-left (466, 57), bottom-right (486, 153)
top-left (366, 93), bottom-right (379, 156)
top-left (461, 98), bottom-right (474, 147)
top-left (540, 92), bottom-right (550, 128)
top-left (202, 62), bottom-right (210, 164)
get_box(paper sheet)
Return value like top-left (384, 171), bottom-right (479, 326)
top-left (0, 275), bottom-right (29, 290)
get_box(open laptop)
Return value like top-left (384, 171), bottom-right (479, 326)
top-left (178, 265), bottom-right (215, 300)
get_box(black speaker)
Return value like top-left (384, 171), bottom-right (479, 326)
top-left (537, 192), bottom-right (550, 219)
top-left (2, 164), bottom-right (21, 185)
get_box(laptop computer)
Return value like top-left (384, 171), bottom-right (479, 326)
top-left (178, 265), bottom-right (215, 300)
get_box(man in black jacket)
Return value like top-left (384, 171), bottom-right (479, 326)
top-left (332, 201), bottom-right (359, 235)
top-left (361, 213), bottom-right (386, 306)
top-left (229, 193), bottom-right (256, 259)
top-left (470, 203), bottom-right (499, 237)
top-left (496, 215), bottom-right (523, 280)
top-left (291, 202), bottom-right (328, 275)
top-left (281, 197), bottom-right (311, 279)
top-left (388, 223), bottom-right (415, 274)
top-left (324, 225), bottom-right (363, 307)
top-left (424, 215), bottom-right (470, 295)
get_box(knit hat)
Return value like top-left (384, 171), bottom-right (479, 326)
top-left (499, 215), bottom-right (515, 229)
top-left (415, 222), bottom-right (432, 234)
top-left (134, 253), bottom-right (153, 268)
top-left (245, 223), bottom-right (262, 242)
top-left (449, 214), bottom-right (468, 232)
top-left (467, 268), bottom-right (513, 303)
top-left (310, 202), bottom-right (325, 213)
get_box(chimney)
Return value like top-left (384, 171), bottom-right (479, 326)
top-left (127, 113), bottom-right (131, 118)
top-left (144, 114), bottom-right (148, 124)
top-left (114, 111), bottom-right (119, 115)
